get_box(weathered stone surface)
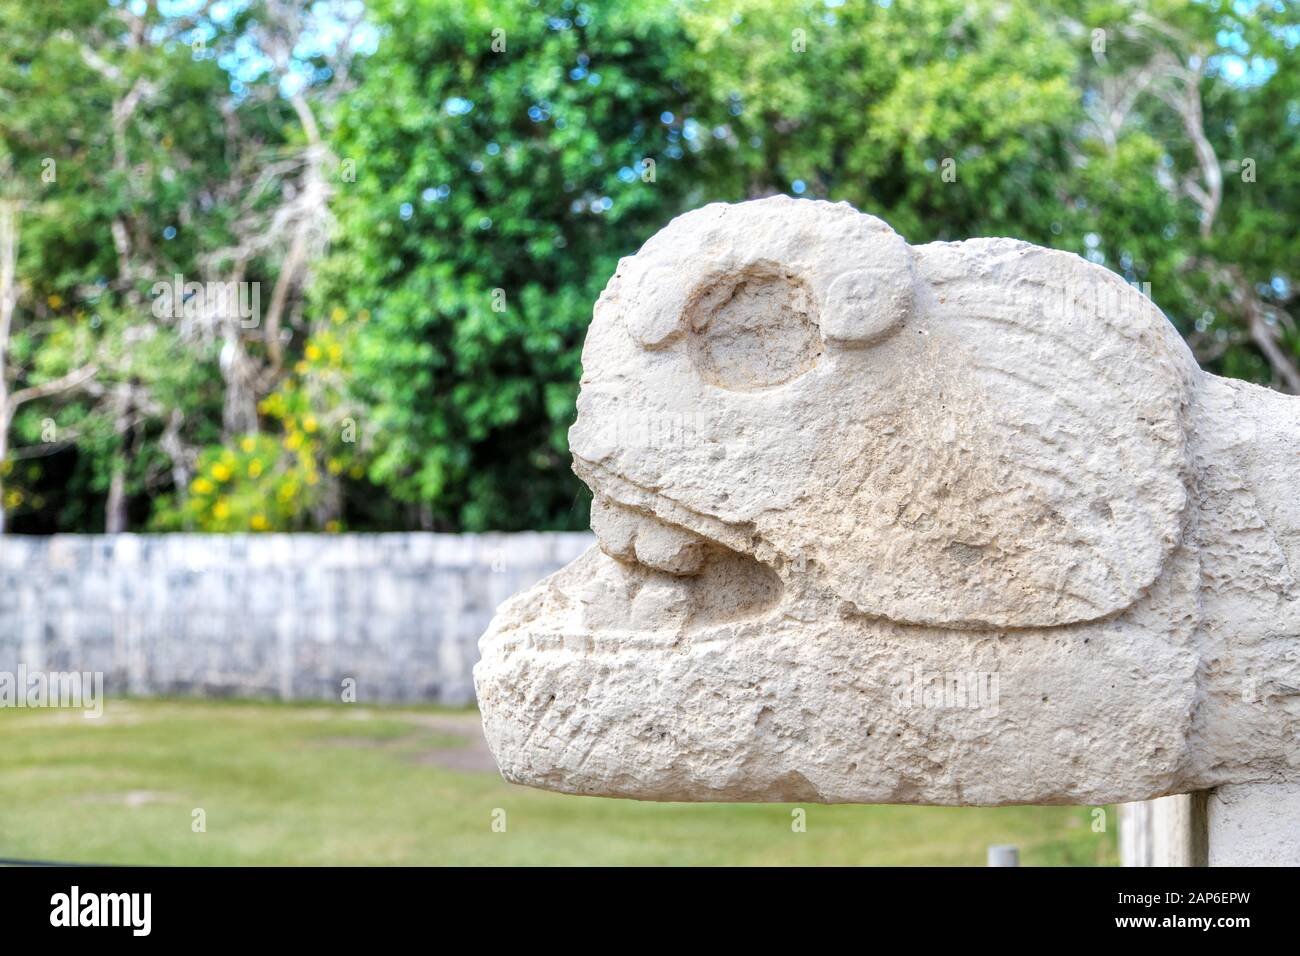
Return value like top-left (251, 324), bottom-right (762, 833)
top-left (1207, 782), bottom-right (1300, 865)
top-left (474, 197), bottom-right (1300, 806)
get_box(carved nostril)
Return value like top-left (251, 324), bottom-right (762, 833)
top-left (686, 270), bottom-right (822, 391)
top-left (821, 267), bottom-right (912, 347)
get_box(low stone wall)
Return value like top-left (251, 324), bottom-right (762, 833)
top-left (0, 533), bottom-right (592, 705)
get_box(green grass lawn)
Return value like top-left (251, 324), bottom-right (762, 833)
top-left (0, 699), bottom-right (1117, 866)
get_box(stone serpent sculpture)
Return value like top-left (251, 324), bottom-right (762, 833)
top-left (475, 196), bottom-right (1300, 806)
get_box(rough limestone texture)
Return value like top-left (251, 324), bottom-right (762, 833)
top-left (474, 197), bottom-right (1300, 806)
top-left (1207, 781), bottom-right (1300, 865)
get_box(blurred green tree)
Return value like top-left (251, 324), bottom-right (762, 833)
top-left (0, 0), bottom-right (232, 532)
top-left (0, 0), bottom-right (369, 532)
top-left (1060, 0), bottom-right (1299, 388)
top-left (323, 0), bottom-right (709, 530)
top-left (2, 0), bottom-right (1295, 532)
top-left (330, 0), bottom-right (1297, 531)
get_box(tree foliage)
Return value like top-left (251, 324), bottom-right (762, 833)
top-left (2, 0), bottom-right (1296, 532)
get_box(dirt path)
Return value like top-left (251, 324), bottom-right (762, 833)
top-left (399, 711), bottom-right (500, 773)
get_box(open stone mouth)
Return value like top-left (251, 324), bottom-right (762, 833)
top-left (474, 196), bottom-right (1300, 810)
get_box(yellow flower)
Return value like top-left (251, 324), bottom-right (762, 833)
top-left (285, 432), bottom-right (304, 451)
top-left (295, 361), bottom-right (308, 375)
top-left (213, 500), bottom-right (230, 520)
top-left (328, 343), bottom-right (343, 365)
top-left (349, 465), bottom-right (365, 480)
top-left (240, 437), bottom-right (256, 453)
top-left (192, 478), bottom-right (215, 495)
top-left (331, 307), bottom-right (346, 324)
top-left (250, 514), bottom-right (269, 531)
top-left (327, 458), bottom-right (343, 475)
top-left (211, 463), bottom-right (232, 482)
top-left (303, 416), bottom-right (318, 433)
top-left (47, 294), bottom-right (63, 309)
top-left (248, 460), bottom-right (263, 478)
top-left (305, 470), bottom-right (319, 486)
top-left (0, 460), bottom-right (11, 476)
top-left (305, 344), bottom-right (322, 362)
top-left (4, 490), bottom-right (23, 508)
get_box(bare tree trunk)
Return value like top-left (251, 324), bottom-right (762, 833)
top-left (220, 325), bottom-right (261, 438)
top-left (0, 196), bottom-right (92, 534)
top-left (261, 221), bottom-right (309, 374)
top-left (158, 407), bottom-right (193, 505)
top-left (0, 424), bottom-right (7, 534)
top-left (105, 465), bottom-right (128, 533)
top-left (0, 446), bottom-right (7, 535)
top-left (105, 391), bottom-right (129, 533)
top-left (0, 200), bottom-right (19, 535)
top-left (104, 381), bottom-right (142, 533)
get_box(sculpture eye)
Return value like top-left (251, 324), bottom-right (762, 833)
top-left (685, 269), bottom-right (822, 391)
top-left (820, 268), bottom-right (912, 347)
